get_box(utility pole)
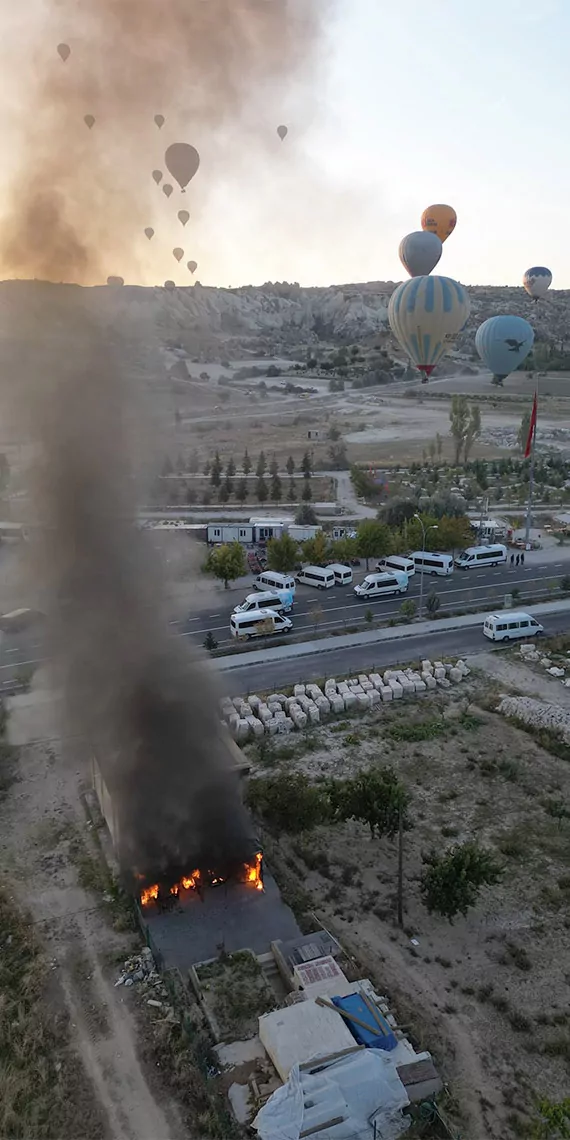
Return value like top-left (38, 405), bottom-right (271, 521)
top-left (524, 389), bottom-right (538, 549)
top-left (397, 804), bottom-right (404, 928)
top-left (414, 514), bottom-right (438, 619)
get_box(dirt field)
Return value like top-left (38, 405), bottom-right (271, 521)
top-left (245, 679), bottom-right (570, 1140)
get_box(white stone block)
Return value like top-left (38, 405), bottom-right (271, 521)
top-left (369, 689), bottom-right (381, 707)
top-left (294, 684), bottom-right (306, 697)
top-left (449, 667), bottom-right (463, 683)
top-left (228, 713), bottom-right (240, 737)
top-left (267, 718), bottom-right (279, 736)
top-left (383, 670), bottom-right (394, 683)
top-left (351, 685), bottom-right (365, 696)
top-left (236, 718), bottom-right (250, 742)
top-left (268, 702), bottom-right (282, 715)
top-left (424, 674), bottom-right (437, 690)
top-left (290, 708), bottom-right (307, 730)
top-left (297, 694), bottom-right (311, 712)
top-left (316, 696), bottom-right (331, 716)
top-left (356, 693), bottom-right (370, 710)
top-left (330, 695), bottom-right (345, 714)
top-left (389, 680), bottom-right (403, 699)
top-left (267, 693), bottom-right (284, 707)
top-left (274, 709), bottom-right (287, 721)
top-left (258, 704), bottom-right (272, 724)
top-left (232, 697), bottom-right (243, 711)
top-left (344, 693), bottom-right (358, 711)
top-left (248, 695), bottom-right (261, 712)
top-left (361, 680), bottom-right (374, 692)
top-left (338, 681), bottom-right (349, 694)
top-left (434, 661), bottom-right (444, 672)
top-left (247, 716), bottom-right (265, 738)
top-left (400, 679), bottom-right (415, 696)
top-left (358, 674), bottom-right (369, 686)
top-left (434, 668), bottom-right (446, 681)
top-left (414, 679), bottom-right (427, 693)
top-left (380, 686), bottom-right (393, 702)
top-left (325, 678), bottom-right (337, 690)
top-left (349, 677), bottom-right (359, 687)
top-left (275, 693), bottom-right (288, 705)
top-left (307, 684), bottom-right (324, 700)
top-left (437, 677), bottom-right (451, 688)
top-left (308, 706), bottom-right (321, 725)
top-left (277, 717), bottom-right (293, 734)
top-left (370, 673), bottom-right (383, 690)
top-left (421, 660), bottom-right (433, 674)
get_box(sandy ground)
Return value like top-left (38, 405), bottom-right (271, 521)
top-left (1, 677), bottom-right (190, 1140)
top-left (469, 647), bottom-right (570, 708)
top-left (249, 682), bottom-right (570, 1140)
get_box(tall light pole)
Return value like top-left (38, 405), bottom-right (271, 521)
top-left (414, 514), bottom-right (438, 619)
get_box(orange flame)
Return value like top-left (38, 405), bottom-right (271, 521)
top-left (245, 851), bottom-right (264, 891)
top-left (140, 883), bottom-right (159, 907)
top-left (139, 855), bottom-right (263, 907)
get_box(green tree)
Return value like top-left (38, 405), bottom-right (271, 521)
top-left (203, 631), bottom-right (218, 651)
top-left (464, 403), bottom-right (481, 462)
top-left (218, 483), bottom-right (230, 503)
top-left (330, 537), bottom-right (358, 563)
top-left (270, 474), bottom-right (282, 503)
top-left (435, 432), bottom-right (443, 461)
top-left (247, 771), bottom-right (329, 833)
top-left (400, 599), bottom-right (417, 622)
top-left (226, 455), bottom-right (236, 478)
top-left (449, 395), bottom-right (470, 465)
top-left (242, 448), bottom-right (252, 475)
top-left (308, 602), bottom-right (324, 636)
top-left (302, 532), bottom-right (329, 566)
top-left (296, 503), bottom-right (318, 525)
top-left (269, 453), bottom-right (279, 478)
top-left (302, 480), bottom-right (313, 502)
top-left (256, 476), bottom-right (269, 503)
top-left (301, 450), bottom-right (313, 478)
top-left (379, 497), bottom-right (417, 527)
top-left (327, 424), bottom-right (341, 441)
top-left (256, 450), bottom-right (267, 478)
top-left (332, 768), bottom-right (410, 840)
top-left (267, 533), bottom-right (299, 573)
top-left (356, 520), bottom-right (392, 569)
top-left (436, 514), bottom-right (473, 552)
top-left (328, 442), bottom-right (349, 469)
top-left (210, 450), bottom-right (222, 487)
top-left (287, 479), bottom-right (297, 502)
top-left (202, 458), bottom-right (211, 477)
top-left (428, 440), bottom-right (436, 464)
top-left (425, 589), bottom-right (441, 617)
top-left (286, 455), bottom-right (295, 476)
top-left (223, 471), bottom-right (234, 496)
top-left (531, 1097), bottom-right (570, 1139)
top-left (420, 842), bottom-right (503, 922)
top-left (207, 542), bottom-right (246, 589)
top-left (236, 478), bottom-right (248, 504)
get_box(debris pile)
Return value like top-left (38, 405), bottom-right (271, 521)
top-left (519, 643), bottom-right (570, 686)
top-left (115, 946), bottom-right (174, 1014)
top-left (497, 695), bottom-right (570, 743)
top-left (221, 660), bottom-right (470, 742)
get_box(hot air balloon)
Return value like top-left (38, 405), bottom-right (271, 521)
top-left (178, 210), bottom-right (190, 227)
top-left (162, 183), bottom-right (173, 198)
top-left (475, 315), bottom-right (534, 386)
top-left (173, 248), bottom-right (184, 262)
top-left (523, 266), bottom-right (552, 300)
top-left (421, 204), bottom-right (457, 243)
top-left (165, 143), bottom-right (200, 191)
top-left (164, 280), bottom-right (176, 291)
top-left (152, 170), bottom-right (163, 185)
top-left (388, 275), bottom-right (470, 383)
top-left (84, 114), bottom-right (95, 130)
top-left (57, 43), bottom-right (70, 62)
top-left (277, 125), bottom-right (288, 141)
top-left (144, 228), bottom-right (154, 240)
top-left (154, 114), bottom-right (165, 129)
top-left (399, 231), bottom-right (442, 278)
top-left (107, 276), bottom-right (124, 286)
top-left (187, 260), bottom-right (197, 274)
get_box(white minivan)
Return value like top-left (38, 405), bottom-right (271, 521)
top-left (456, 544), bottom-right (508, 570)
top-left (296, 565), bottom-right (336, 589)
top-left (354, 571), bottom-right (408, 598)
top-left (233, 590), bottom-right (292, 615)
top-left (411, 551), bottom-right (454, 576)
top-left (483, 611), bottom-right (543, 641)
top-left (230, 609), bottom-right (293, 640)
top-left (327, 563), bottom-right (353, 586)
top-left (255, 570), bottom-right (296, 597)
top-left (376, 555), bottom-right (415, 577)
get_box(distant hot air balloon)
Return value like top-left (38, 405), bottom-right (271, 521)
top-left (165, 143), bottom-right (200, 191)
top-left (173, 248), bottom-right (184, 262)
top-left (399, 231), bottom-right (442, 278)
top-left (107, 276), bottom-right (124, 286)
top-left (164, 280), bottom-right (176, 291)
top-left (57, 43), bottom-right (70, 62)
top-left (388, 275), bottom-right (470, 383)
top-left (421, 204), bottom-right (457, 244)
top-left (178, 210), bottom-right (190, 227)
top-left (154, 114), bottom-right (165, 129)
top-left (84, 114), bottom-right (95, 130)
top-left (144, 228), bottom-right (154, 240)
top-left (187, 260), bottom-right (197, 274)
top-left (475, 315), bottom-right (534, 386)
top-left (162, 183), bottom-right (173, 198)
top-left (152, 170), bottom-right (163, 185)
top-left (277, 125), bottom-right (288, 141)
top-left (523, 266), bottom-right (552, 300)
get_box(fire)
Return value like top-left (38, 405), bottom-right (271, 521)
top-left (140, 883), bottom-right (159, 907)
top-left (245, 851), bottom-right (264, 891)
top-left (139, 853), bottom-right (263, 907)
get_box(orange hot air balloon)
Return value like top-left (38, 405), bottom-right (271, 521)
top-left (173, 248), bottom-right (184, 262)
top-left (421, 204), bottom-right (457, 243)
top-left (277, 124), bottom-right (288, 141)
top-left (162, 183), bottom-right (173, 198)
top-left (84, 114), bottom-right (95, 130)
top-left (154, 114), bottom-right (165, 129)
top-left (144, 228), bottom-right (154, 240)
top-left (57, 43), bottom-right (70, 62)
top-left (187, 260), bottom-right (197, 274)
top-left (164, 280), bottom-right (176, 291)
top-left (152, 170), bottom-right (162, 185)
top-left (178, 210), bottom-right (190, 227)
top-left (107, 276), bottom-right (124, 286)
top-left (165, 143), bottom-right (200, 191)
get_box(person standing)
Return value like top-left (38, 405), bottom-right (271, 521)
top-left (510, 553), bottom-right (515, 566)
top-left (521, 551), bottom-right (525, 566)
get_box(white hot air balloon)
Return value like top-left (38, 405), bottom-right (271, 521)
top-left (399, 231), bottom-right (442, 278)
top-left (388, 275), bottom-right (470, 382)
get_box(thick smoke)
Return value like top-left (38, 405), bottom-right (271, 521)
top-left (0, 0), bottom-right (325, 881)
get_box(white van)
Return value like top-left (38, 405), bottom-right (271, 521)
top-left (327, 563), bottom-right (353, 586)
top-left (354, 571), bottom-right (408, 598)
top-left (483, 611), bottom-right (543, 642)
top-left (230, 609), bottom-right (293, 640)
top-left (233, 590), bottom-right (292, 616)
top-left (296, 565), bottom-right (336, 589)
top-left (456, 544), bottom-right (507, 570)
top-left (376, 555), bottom-right (415, 578)
top-left (411, 551), bottom-right (454, 576)
top-left (255, 570), bottom-right (296, 597)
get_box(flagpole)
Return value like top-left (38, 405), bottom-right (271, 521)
top-left (524, 387), bottom-right (538, 548)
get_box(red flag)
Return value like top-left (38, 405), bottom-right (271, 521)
top-left (524, 392), bottom-right (537, 458)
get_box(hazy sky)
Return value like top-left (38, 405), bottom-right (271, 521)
top-left (0, 0), bottom-right (568, 289)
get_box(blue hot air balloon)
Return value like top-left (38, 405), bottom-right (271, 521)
top-left (399, 231), bottom-right (442, 278)
top-left (388, 275), bottom-right (470, 382)
top-left (475, 315), bottom-right (534, 386)
top-left (523, 266), bottom-right (552, 300)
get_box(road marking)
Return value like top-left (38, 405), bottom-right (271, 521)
top-left (168, 619), bottom-right (181, 625)
top-left (5, 648), bottom-right (20, 655)
top-left (0, 657), bottom-right (45, 672)
top-left (209, 613), bottom-right (222, 618)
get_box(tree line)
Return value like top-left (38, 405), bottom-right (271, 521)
top-left (162, 448), bottom-right (317, 507)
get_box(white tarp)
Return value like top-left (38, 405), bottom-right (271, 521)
top-left (253, 1049), bottom-right (410, 1140)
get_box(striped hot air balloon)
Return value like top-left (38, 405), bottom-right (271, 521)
top-left (388, 275), bottom-right (470, 382)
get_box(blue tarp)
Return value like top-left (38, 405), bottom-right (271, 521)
top-left (332, 994), bottom-right (397, 1052)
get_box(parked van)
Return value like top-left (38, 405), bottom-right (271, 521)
top-left (354, 571), bottom-right (408, 598)
top-left (455, 544), bottom-right (508, 570)
top-left (296, 565), bottom-right (336, 589)
top-left (327, 563), bottom-right (353, 586)
top-left (233, 590), bottom-right (293, 616)
top-left (230, 609), bottom-right (293, 640)
top-left (483, 611), bottom-right (543, 642)
top-left (411, 552), bottom-right (453, 576)
top-left (254, 570), bottom-right (296, 597)
top-left (376, 555), bottom-right (415, 578)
